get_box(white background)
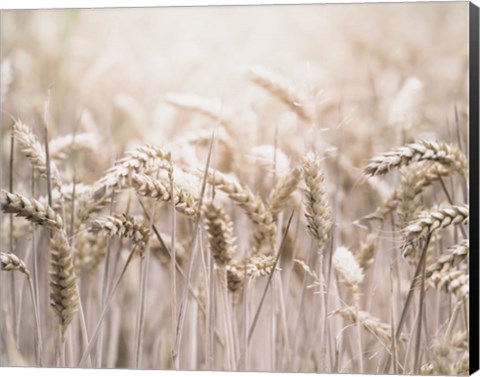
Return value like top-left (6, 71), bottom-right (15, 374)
top-left (0, 0), bottom-right (478, 377)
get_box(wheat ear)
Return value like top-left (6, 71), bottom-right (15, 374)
top-left (355, 234), bottom-right (378, 271)
top-left (245, 255), bottom-right (278, 278)
top-left (49, 133), bottom-right (97, 161)
top-left (428, 269), bottom-right (469, 301)
top-left (374, 163), bottom-right (454, 220)
top-left (89, 213), bottom-right (150, 257)
top-left (1, 189), bottom-right (63, 230)
top-left (402, 204), bottom-right (468, 244)
top-left (204, 201), bottom-right (235, 266)
top-left (267, 166), bottom-right (301, 219)
top-left (207, 169), bottom-right (276, 254)
top-left (302, 152), bottom-right (331, 255)
top-left (248, 65), bottom-right (313, 122)
top-left (333, 246), bottom-right (364, 294)
top-left (425, 239), bottom-right (469, 281)
top-left (49, 231), bottom-right (79, 340)
top-left (13, 121), bottom-right (62, 188)
top-left (330, 306), bottom-right (404, 343)
top-left (225, 260), bottom-right (245, 293)
top-left (364, 140), bottom-right (467, 177)
top-left (1, 251), bottom-right (31, 276)
top-left (94, 144), bottom-right (172, 197)
top-left (131, 173), bottom-right (198, 218)
top-left (165, 92), bottom-right (237, 130)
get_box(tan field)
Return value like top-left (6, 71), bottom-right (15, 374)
top-left (0, 3), bottom-right (470, 374)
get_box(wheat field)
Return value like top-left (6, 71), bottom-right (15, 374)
top-left (0, 3), bottom-right (471, 374)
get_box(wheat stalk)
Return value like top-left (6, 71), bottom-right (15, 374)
top-left (364, 140), bottom-right (467, 177)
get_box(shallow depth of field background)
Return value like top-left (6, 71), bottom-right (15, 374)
top-left (0, 3), bottom-right (470, 373)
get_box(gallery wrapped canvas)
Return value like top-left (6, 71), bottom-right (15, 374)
top-left (0, 1), bottom-right (478, 374)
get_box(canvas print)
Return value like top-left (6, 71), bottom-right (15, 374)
top-left (0, 2), bottom-right (475, 374)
